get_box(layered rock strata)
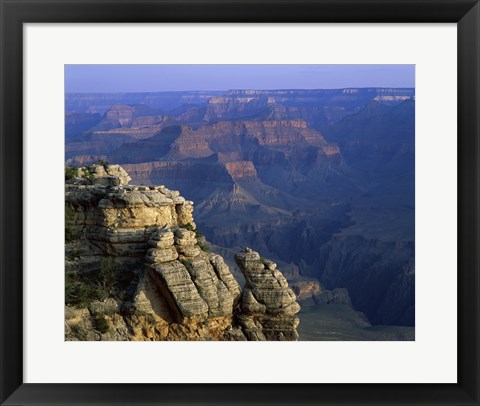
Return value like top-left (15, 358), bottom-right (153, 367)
top-left (145, 226), bottom-right (241, 324)
top-left (290, 279), bottom-right (352, 307)
top-left (65, 164), bottom-right (297, 341)
top-left (235, 248), bottom-right (301, 341)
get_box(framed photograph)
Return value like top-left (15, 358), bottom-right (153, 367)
top-left (1, 0), bottom-right (479, 405)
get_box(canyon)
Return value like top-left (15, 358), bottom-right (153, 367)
top-left (65, 88), bottom-right (415, 339)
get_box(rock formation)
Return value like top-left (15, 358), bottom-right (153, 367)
top-left (235, 248), bottom-right (301, 341)
top-left (289, 279), bottom-right (352, 307)
top-left (65, 164), bottom-right (299, 341)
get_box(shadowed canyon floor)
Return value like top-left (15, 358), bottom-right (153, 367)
top-left (298, 305), bottom-right (414, 341)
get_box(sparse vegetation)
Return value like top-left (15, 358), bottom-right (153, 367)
top-left (93, 314), bottom-right (110, 334)
top-left (183, 223), bottom-right (205, 241)
top-left (67, 246), bottom-right (80, 260)
top-left (65, 272), bottom-right (91, 308)
top-left (95, 159), bottom-right (109, 170)
top-left (99, 257), bottom-right (116, 295)
top-left (115, 270), bottom-right (136, 296)
top-left (65, 257), bottom-right (117, 307)
top-left (70, 324), bottom-right (87, 340)
top-left (180, 258), bottom-right (193, 271)
top-left (144, 314), bottom-right (156, 325)
top-left (82, 166), bottom-right (95, 184)
top-left (198, 241), bottom-right (210, 252)
top-left (65, 166), bottom-right (78, 181)
top-left (182, 224), bottom-right (210, 251)
top-left (65, 203), bottom-right (76, 242)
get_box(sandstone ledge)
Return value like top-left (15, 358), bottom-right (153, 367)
top-left (65, 165), bottom-right (300, 341)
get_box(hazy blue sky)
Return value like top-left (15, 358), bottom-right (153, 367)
top-left (65, 64), bottom-right (415, 93)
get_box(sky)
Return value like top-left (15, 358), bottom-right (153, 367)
top-left (65, 64), bottom-right (415, 93)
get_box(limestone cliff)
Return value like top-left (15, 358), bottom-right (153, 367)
top-left (65, 164), bottom-right (300, 341)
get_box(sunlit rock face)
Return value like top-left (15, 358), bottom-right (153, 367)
top-left (234, 248), bottom-right (301, 341)
top-left (65, 165), bottom-right (299, 341)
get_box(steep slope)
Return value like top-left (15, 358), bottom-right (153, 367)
top-left (312, 236), bottom-right (415, 325)
top-left (65, 112), bottom-right (103, 140)
top-left (65, 164), bottom-right (301, 341)
top-left (320, 100), bottom-right (415, 174)
top-left (202, 88), bottom-right (415, 126)
top-left (111, 119), bottom-right (353, 193)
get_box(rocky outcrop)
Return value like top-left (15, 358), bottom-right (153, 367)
top-left (224, 161), bottom-right (257, 181)
top-left (66, 155), bottom-right (109, 167)
top-left (203, 96), bottom-right (269, 122)
top-left (234, 248), bottom-right (300, 341)
top-left (289, 279), bottom-right (351, 307)
top-left (85, 163), bottom-right (132, 185)
top-left (91, 104), bottom-right (169, 138)
top-left (145, 226), bottom-right (241, 323)
top-left (66, 163), bottom-right (133, 188)
top-left (65, 165), bottom-right (298, 341)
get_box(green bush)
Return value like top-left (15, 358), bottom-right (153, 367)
top-left (69, 247), bottom-right (80, 259)
top-left (93, 314), bottom-right (110, 334)
top-left (202, 318), bottom-right (210, 328)
top-left (65, 273), bottom-right (80, 305)
top-left (83, 166), bottom-right (95, 184)
top-left (65, 166), bottom-right (78, 181)
top-left (65, 203), bottom-right (76, 242)
top-left (70, 324), bottom-right (87, 341)
top-left (99, 257), bottom-right (116, 294)
top-left (183, 223), bottom-right (194, 231)
top-left (198, 241), bottom-right (210, 252)
top-left (183, 223), bottom-right (203, 239)
top-left (65, 273), bottom-right (92, 308)
top-left (180, 258), bottom-right (193, 271)
top-left (65, 258), bottom-right (117, 308)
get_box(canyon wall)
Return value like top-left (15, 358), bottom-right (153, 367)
top-left (65, 90), bottom-right (416, 331)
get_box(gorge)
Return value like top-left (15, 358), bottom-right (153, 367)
top-left (65, 88), bottom-right (415, 340)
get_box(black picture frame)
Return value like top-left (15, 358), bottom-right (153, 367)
top-left (1, 1), bottom-right (479, 405)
